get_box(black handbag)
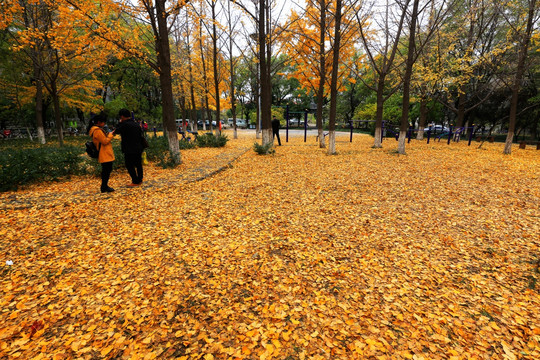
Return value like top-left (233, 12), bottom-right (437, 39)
top-left (140, 126), bottom-right (149, 149)
top-left (141, 135), bottom-right (149, 149)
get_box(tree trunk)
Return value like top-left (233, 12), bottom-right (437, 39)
top-left (456, 90), bottom-right (465, 128)
top-left (51, 83), bottom-right (64, 147)
top-left (327, 0), bottom-right (342, 155)
top-left (416, 95), bottom-right (428, 140)
top-left (156, 0), bottom-right (180, 163)
top-left (397, 0), bottom-right (419, 155)
top-left (262, 128), bottom-right (272, 145)
top-left (227, 0), bottom-right (238, 139)
top-left (186, 11), bottom-right (198, 133)
top-left (328, 131), bottom-right (336, 154)
top-left (255, 76), bottom-right (261, 139)
top-left (34, 68), bottom-right (46, 144)
top-left (211, 1), bottom-right (221, 136)
top-left (199, 18), bottom-right (213, 135)
top-left (22, 1), bottom-right (46, 144)
top-left (372, 76), bottom-right (385, 148)
top-left (505, 0), bottom-right (536, 154)
top-left (259, 0), bottom-right (272, 145)
top-left (317, 0), bottom-right (327, 148)
top-left (397, 129), bottom-right (407, 153)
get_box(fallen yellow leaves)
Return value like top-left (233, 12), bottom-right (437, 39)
top-left (0, 133), bottom-right (539, 358)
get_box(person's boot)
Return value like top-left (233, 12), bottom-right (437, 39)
top-left (101, 186), bottom-right (115, 193)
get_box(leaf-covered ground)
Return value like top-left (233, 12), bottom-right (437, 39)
top-left (1, 132), bottom-right (539, 359)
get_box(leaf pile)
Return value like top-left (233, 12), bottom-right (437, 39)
top-left (1, 133), bottom-right (539, 359)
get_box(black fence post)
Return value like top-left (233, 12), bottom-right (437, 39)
top-left (304, 111), bottom-right (308, 142)
top-left (468, 125), bottom-right (474, 146)
top-left (286, 105), bottom-right (289, 143)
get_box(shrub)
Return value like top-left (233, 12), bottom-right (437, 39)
top-left (253, 142), bottom-right (275, 155)
top-left (195, 133), bottom-right (229, 148)
top-left (0, 146), bottom-right (86, 191)
top-left (145, 136), bottom-right (171, 162)
top-left (144, 136), bottom-right (195, 168)
top-left (0, 133), bottom-right (214, 191)
top-left (178, 139), bottom-right (197, 150)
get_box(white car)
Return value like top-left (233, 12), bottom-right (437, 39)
top-left (424, 125), bottom-right (449, 132)
top-left (232, 119), bottom-right (248, 129)
top-left (211, 120), bottom-right (228, 129)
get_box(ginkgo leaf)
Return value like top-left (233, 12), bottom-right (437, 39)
top-left (0, 133), bottom-right (539, 359)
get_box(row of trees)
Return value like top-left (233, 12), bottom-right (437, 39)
top-left (1, 0), bottom-right (539, 159)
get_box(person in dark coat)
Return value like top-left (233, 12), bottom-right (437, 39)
top-left (113, 109), bottom-right (144, 186)
top-left (272, 116), bottom-right (281, 146)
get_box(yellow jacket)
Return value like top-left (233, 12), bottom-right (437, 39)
top-left (90, 126), bottom-right (115, 163)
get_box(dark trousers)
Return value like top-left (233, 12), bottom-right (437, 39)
top-left (101, 161), bottom-right (113, 190)
top-left (273, 131), bottom-right (281, 145)
top-left (124, 152), bottom-right (143, 184)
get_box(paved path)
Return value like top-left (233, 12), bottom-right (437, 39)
top-left (0, 145), bottom-right (251, 211)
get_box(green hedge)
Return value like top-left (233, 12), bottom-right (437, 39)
top-left (0, 146), bottom-right (86, 191)
top-left (195, 133), bottom-right (229, 147)
top-left (0, 133), bottom-right (229, 191)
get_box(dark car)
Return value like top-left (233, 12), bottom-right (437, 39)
top-left (197, 120), bottom-right (211, 128)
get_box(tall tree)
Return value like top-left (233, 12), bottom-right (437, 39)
top-left (209, 0), bottom-right (222, 135)
top-left (2, 0), bottom-right (108, 145)
top-left (355, 0), bottom-right (409, 148)
top-left (327, 0), bottom-right (343, 154)
top-left (224, 0), bottom-right (243, 139)
top-left (397, 0), bottom-right (420, 154)
top-left (63, 0), bottom-right (188, 163)
top-left (282, 0), bottom-right (360, 148)
top-left (198, 12), bottom-right (213, 132)
top-left (233, 0), bottom-right (275, 145)
top-left (503, 0), bottom-right (539, 154)
top-left (431, 0), bottom-right (507, 132)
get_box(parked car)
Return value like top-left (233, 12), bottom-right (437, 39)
top-left (233, 119), bottom-right (248, 129)
top-left (176, 119), bottom-right (189, 128)
top-left (197, 120), bottom-right (210, 128)
top-left (424, 124), bottom-right (449, 132)
top-left (288, 118), bottom-right (304, 126)
top-left (211, 120), bottom-right (228, 129)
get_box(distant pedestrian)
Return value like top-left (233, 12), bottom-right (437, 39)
top-left (113, 109), bottom-right (145, 187)
top-left (88, 114), bottom-right (115, 193)
top-left (272, 116), bottom-right (281, 146)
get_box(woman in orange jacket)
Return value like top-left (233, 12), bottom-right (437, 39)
top-left (88, 114), bottom-right (115, 193)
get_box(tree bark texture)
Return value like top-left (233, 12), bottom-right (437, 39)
top-left (317, 0), bottom-right (327, 149)
top-left (416, 96), bottom-right (428, 140)
top-left (227, 0), bottom-right (238, 139)
top-left (372, 77), bottom-right (385, 148)
top-left (328, 131), bottom-right (336, 154)
top-left (51, 84), bottom-right (64, 147)
top-left (505, 0), bottom-right (536, 154)
top-left (259, 0), bottom-right (272, 145)
top-left (397, 0), bottom-right (419, 155)
top-left (34, 66), bottom-right (46, 144)
top-left (327, 0), bottom-right (342, 155)
top-left (156, 0), bottom-right (181, 163)
top-left (211, 0), bottom-right (221, 136)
